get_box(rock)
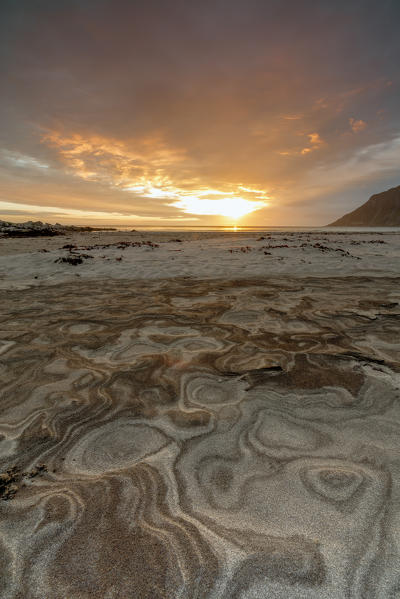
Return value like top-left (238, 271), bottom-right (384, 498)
top-left (55, 256), bottom-right (83, 265)
top-left (0, 219), bottom-right (117, 237)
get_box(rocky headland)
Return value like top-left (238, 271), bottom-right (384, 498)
top-left (329, 185), bottom-right (400, 226)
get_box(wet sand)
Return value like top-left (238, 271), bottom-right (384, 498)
top-left (1, 230), bottom-right (400, 289)
top-left (0, 232), bottom-right (400, 597)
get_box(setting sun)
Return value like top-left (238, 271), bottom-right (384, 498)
top-left (170, 196), bottom-right (267, 219)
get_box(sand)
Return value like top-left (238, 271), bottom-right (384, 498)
top-left (0, 230), bottom-right (400, 598)
top-left (1, 230), bottom-right (400, 289)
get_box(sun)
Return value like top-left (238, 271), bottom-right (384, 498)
top-left (213, 197), bottom-right (263, 219)
top-left (171, 196), bottom-right (267, 220)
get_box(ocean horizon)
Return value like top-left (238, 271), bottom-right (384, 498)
top-left (94, 224), bottom-right (400, 232)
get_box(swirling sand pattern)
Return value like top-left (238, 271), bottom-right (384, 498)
top-left (0, 277), bottom-right (400, 598)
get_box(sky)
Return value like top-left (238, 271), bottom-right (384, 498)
top-left (1, 0), bottom-right (400, 226)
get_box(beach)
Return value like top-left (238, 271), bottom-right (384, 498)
top-left (1, 229), bottom-right (400, 288)
top-left (1, 230), bottom-right (400, 598)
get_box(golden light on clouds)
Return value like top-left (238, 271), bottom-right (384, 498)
top-left (349, 118), bottom-right (367, 133)
top-left (308, 133), bottom-right (323, 145)
top-left (42, 131), bottom-right (186, 185)
top-left (301, 132), bottom-right (324, 155)
top-left (0, 200), bottom-right (197, 222)
top-left (41, 130), bottom-right (269, 221)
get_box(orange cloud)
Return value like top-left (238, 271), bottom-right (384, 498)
top-left (281, 114), bottom-right (303, 120)
top-left (42, 131), bottom-right (186, 186)
top-left (308, 132), bottom-right (323, 145)
top-left (41, 130), bottom-right (269, 219)
top-left (349, 117), bottom-right (367, 133)
top-left (301, 132), bottom-right (324, 155)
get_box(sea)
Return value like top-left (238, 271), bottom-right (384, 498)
top-left (101, 225), bottom-right (400, 233)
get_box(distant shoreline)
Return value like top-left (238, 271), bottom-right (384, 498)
top-left (2, 218), bottom-right (400, 236)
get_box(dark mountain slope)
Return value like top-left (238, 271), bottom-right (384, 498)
top-left (329, 186), bottom-right (400, 226)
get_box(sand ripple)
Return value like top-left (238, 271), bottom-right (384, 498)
top-left (0, 276), bottom-right (399, 598)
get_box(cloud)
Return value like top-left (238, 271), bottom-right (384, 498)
top-left (308, 133), bottom-right (323, 146)
top-left (282, 114), bottom-right (303, 120)
top-left (0, 149), bottom-right (49, 170)
top-left (42, 130), bottom-right (186, 190)
top-left (303, 134), bottom-right (400, 198)
top-left (349, 117), bottom-right (367, 133)
top-left (301, 132), bottom-right (324, 155)
top-left (39, 129), bottom-right (270, 218)
top-left (0, 200), bottom-right (198, 223)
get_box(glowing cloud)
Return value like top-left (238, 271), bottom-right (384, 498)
top-left (308, 133), bottom-right (323, 145)
top-left (349, 118), bottom-right (367, 133)
top-left (0, 200), bottom-right (198, 223)
top-left (41, 130), bottom-right (269, 220)
top-left (301, 132), bottom-right (324, 155)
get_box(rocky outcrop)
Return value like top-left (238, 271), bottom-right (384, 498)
top-left (0, 220), bottom-right (116, 237)
top-left (329, 186), bottom-right (400, 226)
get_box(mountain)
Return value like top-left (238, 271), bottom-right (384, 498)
top-left (329, 186), bottom-right (400, 226)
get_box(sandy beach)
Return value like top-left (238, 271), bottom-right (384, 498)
top-left (1, 229), bottom-right (400, 288)
top-left (1, 230), bottom-right (400, 598)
